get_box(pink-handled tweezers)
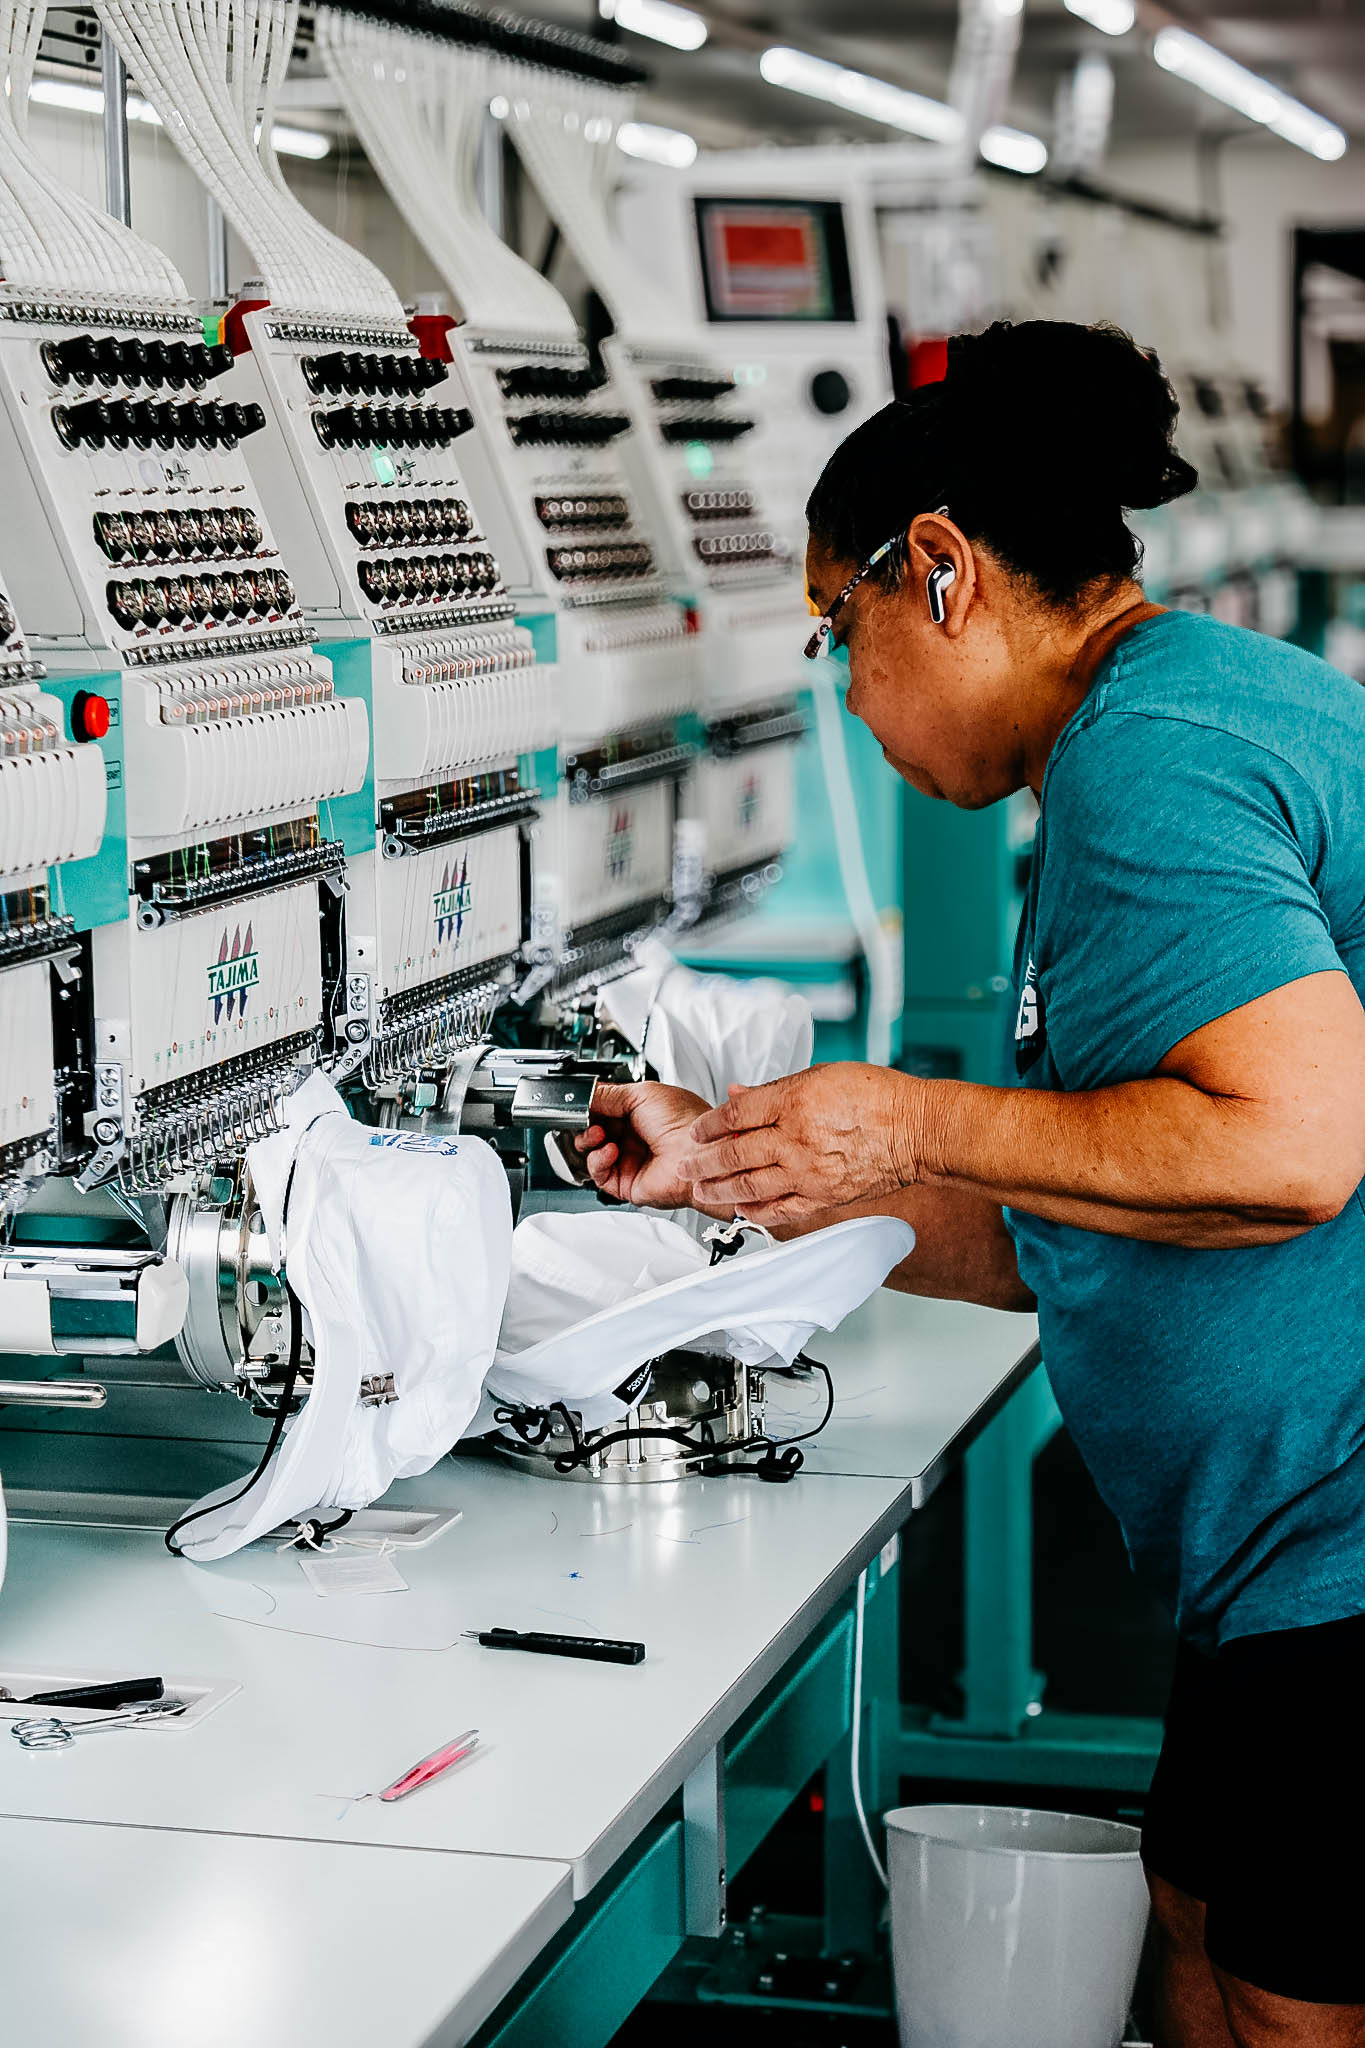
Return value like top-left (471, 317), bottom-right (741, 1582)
top-left (322, 1729), bottom-right (480, 1812)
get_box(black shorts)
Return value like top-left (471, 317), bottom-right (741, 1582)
top-left (1141, 1610), bottom-right (1365, 2004)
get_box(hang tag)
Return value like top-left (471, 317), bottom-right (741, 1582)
top-left (298, 1549), bottom-right (409, 1597)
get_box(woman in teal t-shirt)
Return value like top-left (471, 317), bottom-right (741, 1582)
top-left (576, 321), bottom-right (1365, 2048)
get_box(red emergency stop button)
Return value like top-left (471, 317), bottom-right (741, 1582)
top-left (71, 690), bottom-right (111, 742)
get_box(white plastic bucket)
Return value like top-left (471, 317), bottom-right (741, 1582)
top-left (885, 1803), bottom-right (1149, 2048)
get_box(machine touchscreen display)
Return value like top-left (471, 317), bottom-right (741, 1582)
top-left (694, 196), bottom-right (856, 322)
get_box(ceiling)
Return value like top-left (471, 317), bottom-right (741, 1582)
top-left (526, 0), bottom-right (1365, 159)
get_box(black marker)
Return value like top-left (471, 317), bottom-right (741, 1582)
top-left (467, 1627), bottom-right (645, 1666)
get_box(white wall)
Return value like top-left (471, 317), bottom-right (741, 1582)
top-left (1104, 134), bottom-right (1365, 408)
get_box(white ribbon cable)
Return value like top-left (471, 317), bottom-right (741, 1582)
top-left (101, 0), bottom-right (327, 310)
top-left (0, 0), bottom-right (186, 300)
top-left (9, 0), bottom-right (154, 292)
top-left (501, 65), bottom-right (677, 346)
top-left (314, 9), bottom-right (576, 339)
top-left (95, 0), bottom-right (401, 321)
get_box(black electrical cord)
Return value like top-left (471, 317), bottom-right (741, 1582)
top-left (164, 1277), bottom-right (303, 1556)
top-left (493, 1350), bottom-right (836, 1485)
top-left (165, 1116), bottom-right (339, 1557)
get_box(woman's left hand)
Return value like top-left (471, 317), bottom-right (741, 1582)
top-left (679, 1063), bottom-right (930, 1225)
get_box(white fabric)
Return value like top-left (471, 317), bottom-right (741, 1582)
top-left (485, 1211), bottom-right (912, 1430)
top-left (599, 937), bottom-right (813, 1105)
top-left (497, 1210), bottom-right (706, 1359)
top-left (177, 1073), bottom-right (512, 1561)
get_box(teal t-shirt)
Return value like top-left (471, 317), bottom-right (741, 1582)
top-left (1004, 610), bottom-right (1365, 1650)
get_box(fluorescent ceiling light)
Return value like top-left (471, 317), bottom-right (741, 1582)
top-left (758, 45), bottom-right (963, 145)
top-left (1064, 0), bottom-right (1135, 35)
top-left (980, 123), bottom-right (1048, 173)
top-left (616, 119), bottom-right (698, 167)
top-left (599, 0), bottom-right (707, 52)
top-left (268, 124), bottom-right (331, 161)
top-left (1153, 27), bottom-right (1346, 160)
top-left (27, 77), bottom-right (331, 158)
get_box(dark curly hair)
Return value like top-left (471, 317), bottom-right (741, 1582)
top-left (805, 320), bottom-right (1198, 607)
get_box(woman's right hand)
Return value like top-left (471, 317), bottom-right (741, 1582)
top-left (574, 1081), bottom-right (711, 1209)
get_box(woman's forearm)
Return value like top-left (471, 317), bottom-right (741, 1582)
top-left (910, 1074), bottom-right (1346, 1246)
top-left (775, 1183), bottom-right (1036, 1309)
top-left (683, 977), bottom-right (1365, 1246)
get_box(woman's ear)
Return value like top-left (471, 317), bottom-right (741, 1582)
top-left (907, 513), bottom-right (974, 636)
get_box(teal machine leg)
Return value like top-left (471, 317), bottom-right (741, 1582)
top-left (897, 1335), bottom-right (1160, 1795)
top-left (954, 1372), bottom-right (1058, 1738)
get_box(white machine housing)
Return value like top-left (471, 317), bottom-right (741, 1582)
top-left (217, 305), bottom-right (557, 1085)
top-left (444, 327), bottom-right (693, 745)
top-left (0, 291), bottom-right (370, 1187)
top-left (617, 146), bottom-right (898, 568)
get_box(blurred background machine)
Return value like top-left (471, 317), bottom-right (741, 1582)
top-left (499, 62), bottom-right (809, 925)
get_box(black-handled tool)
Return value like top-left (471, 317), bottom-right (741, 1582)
top-left (468, 1628), bottom-right (645, 1666)
top-left (0, 1676), bottom-right (164, 1710)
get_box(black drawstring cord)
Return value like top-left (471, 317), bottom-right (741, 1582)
top-left (165, 1276), bottom-right (303, 1555)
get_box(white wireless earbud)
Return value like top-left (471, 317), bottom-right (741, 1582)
top-left (926, 561), bottom-right (957, 625)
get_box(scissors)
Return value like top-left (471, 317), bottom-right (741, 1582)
top-left (10, 1697), bottom-right (189, 1751)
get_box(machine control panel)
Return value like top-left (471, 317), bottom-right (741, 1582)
top-left (0, 299), bottom-right (309, 668)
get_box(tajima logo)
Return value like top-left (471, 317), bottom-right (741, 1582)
top-left (605, 808), bottom-right (634, 881)
top-left (738, 774), bottom-right (760, 829)
top-left (207, 923), bottom-right (258, 1022)
top-left (433, 855), bottom-right (472, 943)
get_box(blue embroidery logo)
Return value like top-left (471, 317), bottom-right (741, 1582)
top-left (207, 923), bottom-right (258, 1023)
top-left (368, 1133), bottom-right (460, 1155)
top-left (432, 855), bottom-right (472, 945)
top-left (605, 807), bottom-right (634, 882)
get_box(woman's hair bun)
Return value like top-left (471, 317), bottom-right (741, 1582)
top-left (943, 320), bottom-right (1198, 512)
top-left (806, 316), bottom-right (1198, 605)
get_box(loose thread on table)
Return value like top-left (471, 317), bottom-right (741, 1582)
top-left (687, 1512), bottom-right (752, 1538)
top-left (212, 1585), bottom-right (467, 1654)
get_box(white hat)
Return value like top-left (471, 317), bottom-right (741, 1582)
top-left (576, 939), bottom-right (814, 1235)
top-left (174, 1072), bottom-right (512, 1561)
top-left (486, 1209), bottom-right (912, 1431)
top-left (597, 936), bottom-right (814, 1105)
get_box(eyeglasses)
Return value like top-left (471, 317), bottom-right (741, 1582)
top-left (803, 500), bottom-right (949, 661)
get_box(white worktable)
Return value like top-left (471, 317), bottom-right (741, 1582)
top-left (0, 1458), bottom-right (909, 1895)
top-left (0, 1290), bottom-right (1038, 2044)
top-left (0, 1815), bottom-right (571, 2048)
top-left (768, 1289), bottom-right (1040, 1497)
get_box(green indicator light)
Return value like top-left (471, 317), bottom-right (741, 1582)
top-left (371, 450), bottom-right (397, 485)
top-left (684, 441), bottom-right (714, 480)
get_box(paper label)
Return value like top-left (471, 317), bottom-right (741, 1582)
top-left (298, 1549), bottom-right (409, 1597)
